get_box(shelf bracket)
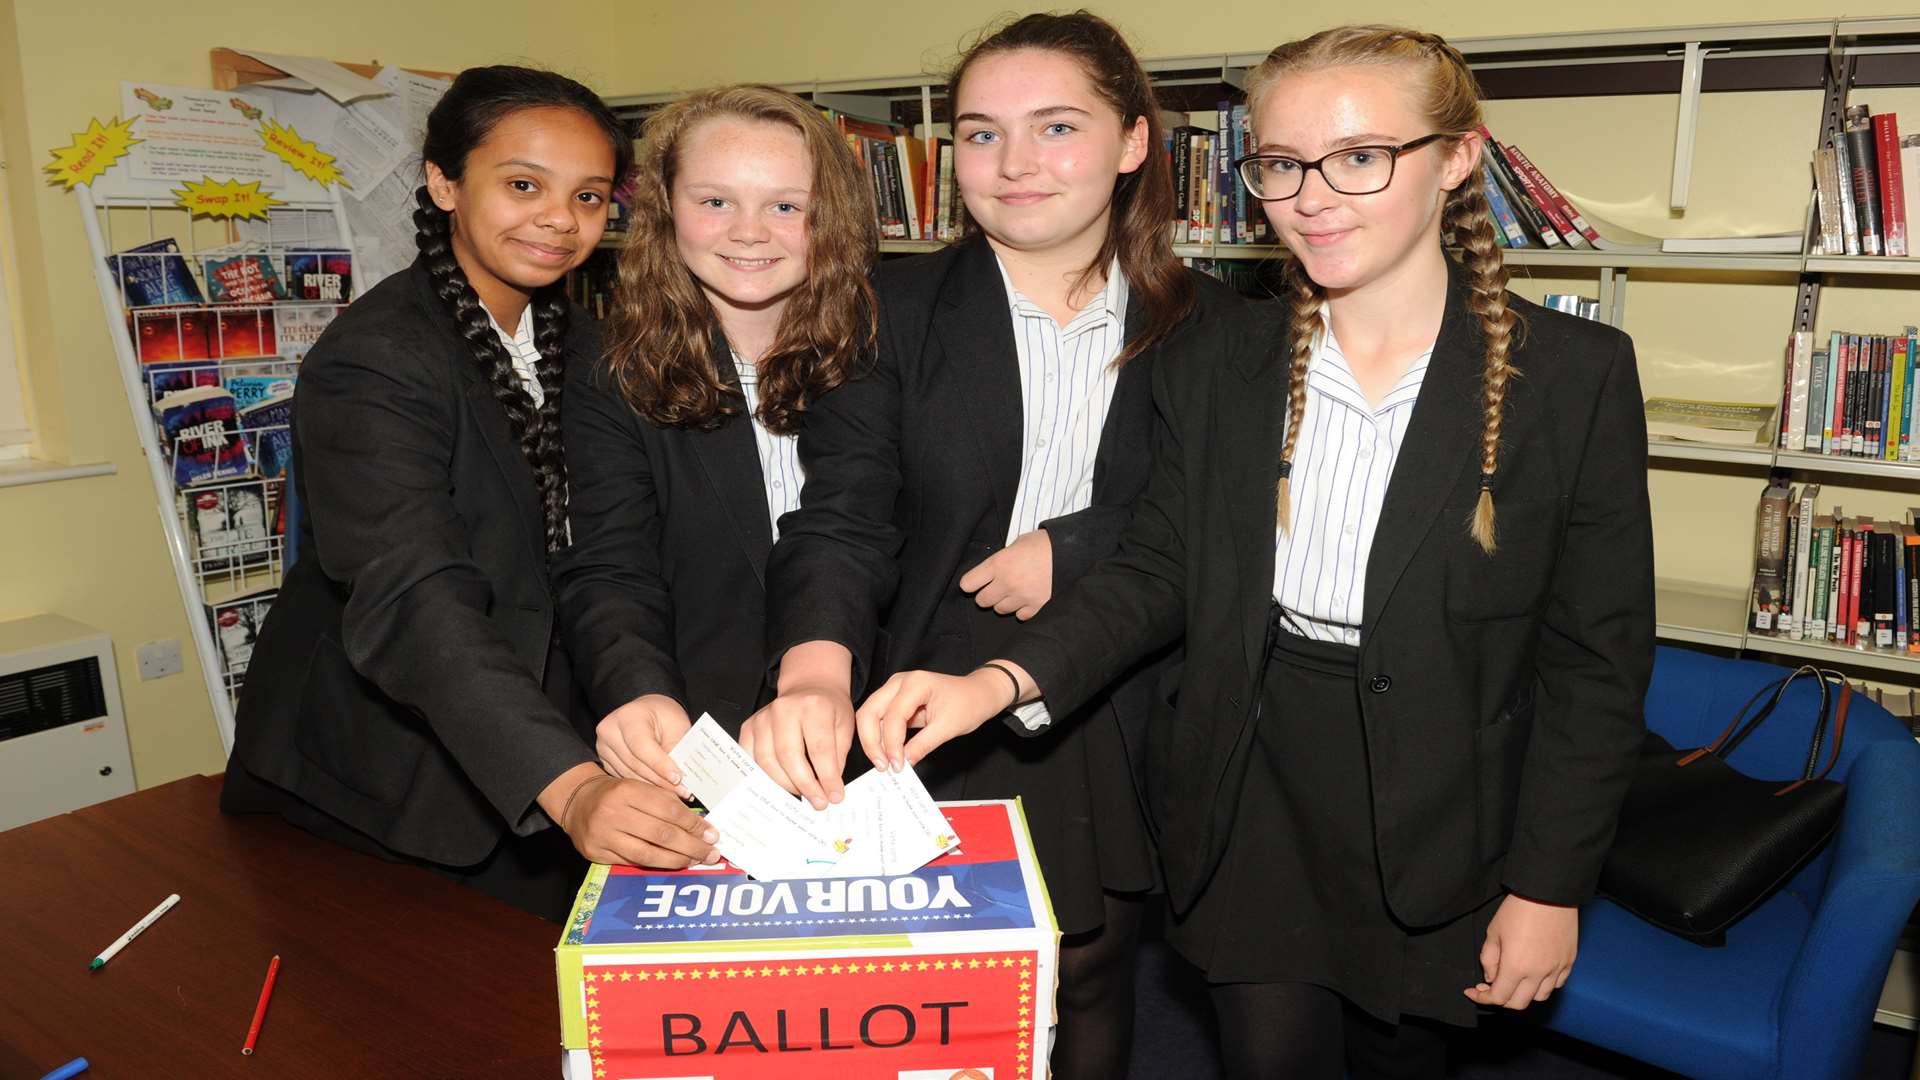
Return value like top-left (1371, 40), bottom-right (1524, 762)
top-left (1670, 43), bottom-right (1712, 212)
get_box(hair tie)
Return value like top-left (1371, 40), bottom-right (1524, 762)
top-left (1278, 460), bottom-right (1293, 480)
top-left (1479, 472), bottom-right (1494, 491)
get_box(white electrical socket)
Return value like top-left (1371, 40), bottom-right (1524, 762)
top-left (137, 639), bottom-right (184, 680)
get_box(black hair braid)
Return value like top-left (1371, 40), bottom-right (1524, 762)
top-left (412, 186), bottom-right (560, 549)
top-left (530, 286), bottom-right (571, 551)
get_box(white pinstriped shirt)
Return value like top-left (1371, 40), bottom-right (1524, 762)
top-left (487, 306), bottom-right (545, 407)
top-left (1273, 317), bottom-right (1433, 645)
top-left (730, 352), bottom-right (806, 540)
top-left (995, 254), bottom-right (1128, 730)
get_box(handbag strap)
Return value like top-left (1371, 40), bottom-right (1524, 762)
top-left (1775, 678), bottom-right (1853, 795)
top-left (1679, 675), bottom-right (1792, 765)
top-left (1718, 665), bottom-right (1827, 761)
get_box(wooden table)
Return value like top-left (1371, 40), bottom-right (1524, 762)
top-left (0, 775), bottom-right (564, 1079)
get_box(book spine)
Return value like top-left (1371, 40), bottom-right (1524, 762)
top-left (1846, 114), bottom-right (1885, 256)
top-left (1879, 531), bottom-right (1898, 646)
top-left (1787, 329), bottom-right (1812, 451)
top-left (1889, 526), bottom-right (1904, 641)
top-left (1877, 113), bottom-right (1908, 256)
top-left (1836, 132), bottom-right (1864, 256)
top-left (1217, 103), bottom-right (1233, 244)
top-left (1815, 147), bottom-right (1843, 255)
top-left (1481, 162), bottom-right (1528, 247)
top-left (1835, 522), bottom-right (1850, 638)
top-left (1795, 486), bottom-right (1819, 638)
top-left (1233, 106), bottom-right (1252, 243)
top-left (1905, 137), bottom-right (1920, 258)
top-left (1501, 142), bottom-right (1579, 245)
top-left (1810, 525), bottom-right (1831, 639)
top-left (1881, 335), bottom-right (1895, 457)
top-left (1753, 485), bottom-right (1790, 632)
top-left (1826, 334), bottom-right (1843, 451)
top-left (1785, 489), bottom-right (1804, 636)
top-left (1188, 135), bottom-right (1207, 242)
top-left (1506, 143), bottom-right (1599, 246)
top-left (1807, 347), bottom-right (1829, 452)
top-left (1854, 523), bottom-right (1872, 644)
top-left (1891, 336), bottom-right (1910, 462)
top-left (1477, 129), bottom-right (1560, 247)
top-left (1907, 327), bottom-right (1920, 460)
top-left (1908, 532), bottom-right (1920, 651)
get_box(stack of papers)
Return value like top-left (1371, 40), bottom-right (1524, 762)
top-left (668, 715), bottom-right (960, 881)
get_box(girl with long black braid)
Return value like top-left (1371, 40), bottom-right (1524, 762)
top-left (224, 66), bottom-right (721, 922)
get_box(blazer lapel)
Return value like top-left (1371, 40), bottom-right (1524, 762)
top-left (1361, 258), bottom-right (1483, 632)
top-left (932, 238), bottom-right (1023, 526)
top-left (1089, 291), bottom-right (1153, 500)
top-left (692, 328), bottom-right (776, 587)
top-left (1225, 303), bottom-right (1290, 680)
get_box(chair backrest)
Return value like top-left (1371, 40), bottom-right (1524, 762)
top-left (1644, 645), bottom-right (1915, 899)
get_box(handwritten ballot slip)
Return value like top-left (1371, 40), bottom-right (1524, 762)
top-left (555, 799), bottom-right (1059, 1080)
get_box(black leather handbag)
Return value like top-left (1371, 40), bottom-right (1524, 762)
top-left (1599, 665), bottom-right (1851, 944)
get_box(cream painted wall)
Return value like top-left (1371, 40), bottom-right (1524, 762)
top-left (0, 2), bottom-right (633, 786)
top-left (2, 1), bottom-right (1912, 788)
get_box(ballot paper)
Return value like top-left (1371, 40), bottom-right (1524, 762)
top-left (668, 714), bottom-right (959, 881)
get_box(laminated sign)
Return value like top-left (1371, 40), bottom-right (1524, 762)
top-left (556, 799), bottom-right (1059, 1080)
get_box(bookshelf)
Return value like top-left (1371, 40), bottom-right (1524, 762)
top-left (606, 16), bottom-right (1920, 689)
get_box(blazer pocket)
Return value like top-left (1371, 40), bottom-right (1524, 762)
top-left (1444, 495), bottom-right (1567, 622)
top-left (1474, 696), bottom-right (1534, 864)
top-left (294, 635), bottom-right (428, 808)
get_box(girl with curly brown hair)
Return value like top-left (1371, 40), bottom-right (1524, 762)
top-left (553, 84), bottom-right (878, 786)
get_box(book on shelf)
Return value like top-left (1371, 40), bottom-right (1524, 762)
top-left (1160, 109), bottom-right (1266, 249)
top-left (1659, 233), bottom-right (1802, 254)
top-left (1751, 475), bottom-right (1792, 631)
top-left (1644, 397), bottom-right (1775, 447)
top-left (1775, 325), bottom-right (1920, 460)
top-left (1813, 105), bottom-right (1912, 257)
top-left (1752, 493), bottom-right (1920, 658)
top-left (202, 252), bottom-right (285, 304)
top-left (1845, 105), bottom-right (1886, 257)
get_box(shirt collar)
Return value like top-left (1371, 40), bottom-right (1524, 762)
top-left (994, 253), bottom-right (1129, 337)
top-left (486, 305), bottom-right (534, 347)
top-left (1314, 314), bottom-right (1434, 414)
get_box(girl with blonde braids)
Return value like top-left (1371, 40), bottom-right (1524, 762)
top-left (855, 24), bottom-right (1654, 1077)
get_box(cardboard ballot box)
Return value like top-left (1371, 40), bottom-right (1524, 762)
top-left (556, 798), bottom-right (1059, 1080)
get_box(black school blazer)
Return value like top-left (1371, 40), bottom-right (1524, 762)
top-left (226, 259), bottom-right (596, 867)
top-left (552, 334), bottom-right (781, 733)
top-left (1005, 257), bottom-right (1655, 925)
top-left (766, 235), bottom-right (1244, 755)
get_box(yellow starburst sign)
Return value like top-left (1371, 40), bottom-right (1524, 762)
top-left (257, 119), bottom-right (345, 188)
top-left (43, 117), bottom-right (141, 190)
top-left (172, 176), bottom-right (286, 220)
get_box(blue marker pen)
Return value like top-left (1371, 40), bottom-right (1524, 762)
top-left (39, 1058), bottom-right (90, 1080)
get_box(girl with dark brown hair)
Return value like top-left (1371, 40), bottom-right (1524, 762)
top-left (553, 84), bottom-right (877, 783)
top-left (857, 24), bottom-right (1655, 1079)
top-left (750, 12), bottom-right (1244, 1076)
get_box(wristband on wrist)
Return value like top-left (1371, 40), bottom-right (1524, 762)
top-left (979, 661), bottom-right (1023, 712)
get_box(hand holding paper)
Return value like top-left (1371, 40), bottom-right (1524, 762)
top-left (669, 714), bottom-right (959, 881)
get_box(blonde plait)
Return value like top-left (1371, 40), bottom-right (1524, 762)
top-left (1276, 258), bottom-right (1324, 534)
top-left (1444, 163), bottom-right (1518, 554)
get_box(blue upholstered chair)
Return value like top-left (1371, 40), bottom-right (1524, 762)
top-left (1536, 644), bottom-right (1920, 1079)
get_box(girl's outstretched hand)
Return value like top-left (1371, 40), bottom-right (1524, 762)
top-left (856, 662), bottom-right (1032, 770)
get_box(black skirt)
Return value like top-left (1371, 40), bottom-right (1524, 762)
top-left (916, 699), bottom-right (1157, 936)
top-left (1167, 628), bottom-right (1496, 1028)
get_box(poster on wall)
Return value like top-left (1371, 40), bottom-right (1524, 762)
top-left (120, 82), bottom-right (287, 188)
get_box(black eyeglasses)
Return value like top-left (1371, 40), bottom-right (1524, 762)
top-left (1235, 133), bottom-right (1448, 200)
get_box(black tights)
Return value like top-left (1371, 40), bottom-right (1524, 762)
top-left (1049, 889), bottom-right (1149, 1080)
top-left (1210, 981), bottom-right (1448, 1080)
